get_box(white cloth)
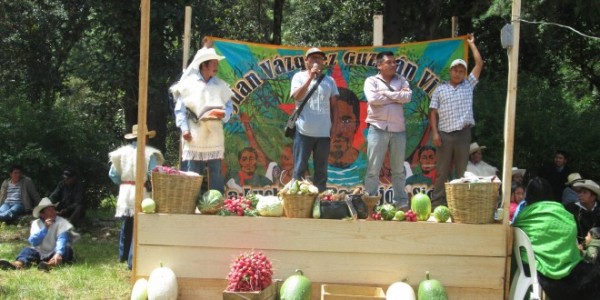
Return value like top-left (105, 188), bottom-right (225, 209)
top-left (467, 160), bottom-right (498, 177)
top-left (31, 216), bottom-right (72, 258)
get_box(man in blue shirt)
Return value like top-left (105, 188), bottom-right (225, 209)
top-left (0, 198), bottom-right (78, 271)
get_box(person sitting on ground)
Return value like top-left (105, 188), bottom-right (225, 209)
top-left (0, 165), bottom-right (41, 223)
top-left (583, 227), bottom-right (600, 265)
top-left (0, 198), bottom-right (78, 272)
top-left (49, 167), bottom-right (85, 226)
top-left (466, 142), bottom-right (498, 176)
top-left (565, 179), bottom-right (600, 246)
top-left (512, 177), bottom-right (600, 299)
top-left (511, 167), bottom-right (526, 185)
top-left (563, 172), bottom-right (583, 206)
top-left (509, 182), bottom-right (524, 221)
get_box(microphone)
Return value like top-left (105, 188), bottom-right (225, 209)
top-left (312, 62), bottom-right (321, 79)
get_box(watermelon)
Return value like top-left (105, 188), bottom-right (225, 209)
top-left (411, 191), bottom-right (431, 221)
top-left (418, 271), bottom-right (448, 300)
top-left (376, 204), bottom-right (398, 221)
top-left (433, 205), bottom-right (451, 223)
top-left (280, 269), bottom-right (311, 300)
top-left (198, 190), bottom-right (223, 214)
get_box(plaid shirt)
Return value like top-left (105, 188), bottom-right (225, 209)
top-left (429, 74), bottom-right (479, 132)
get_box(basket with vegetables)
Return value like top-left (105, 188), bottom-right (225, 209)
top-left (278, 179), bottom-right (318, 218)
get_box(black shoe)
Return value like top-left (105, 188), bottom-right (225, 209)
top-left (37, 261), bottom-right (51, 272)
top-left (0, 259), bottom-right (16, 270)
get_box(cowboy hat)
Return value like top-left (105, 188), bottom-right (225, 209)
top-left (565, 173), bottom-right (583, 186)
top-left (189, 47), bottom-right (225, 70)
top-left (573, 180), bottom-right (600, 198)
top-left (469, 142), bottom-right (487, 154)
top-left (33, 197), bottom-right (56, 218)
top-left (511, 167), bottom-right (526, 177)
top-left (124, 124), bottom-right (156, 140)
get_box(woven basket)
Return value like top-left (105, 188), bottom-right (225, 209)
top-left (445, 182), bottom-right (499, 224)
top-left (281, 193), bottom-right (317, 218)
top-left (151, 172), bottom-right (203, 214)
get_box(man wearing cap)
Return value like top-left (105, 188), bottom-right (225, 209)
top-left (49, 167), bottom-right (85, 226)
top-left (363, 51), bottom-right (412, 208)
top-left (466, 142), bottom-right (498, 177)
top-left (0, 198), bottom-right (77, 271)
top-left (290, 47), bottom-right (339, 192)
top-left (565, 179), bottom-right (600, 246)
top-left (428, 34), bottom-right (483, 206)
top-left (170, 47), bottom-right (234, 194)
top-left (562, 173), bottom-right (583, 205)
top-left (108, 124), bottom-right (164, 269)
top-left (0, 165), bottom-right (41, 223)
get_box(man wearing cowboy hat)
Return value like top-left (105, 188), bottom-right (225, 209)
top-left (565, 179), bottom-right (600, 246)
top-left (563, 172), bottom-right (583, 205)
top-left (0, 198), bottom-right (77, 271)
top-left (511, 166), bottom-right (526, 185)
top-left (289, 47), bottom-right (339, 192)
top-left (170, 47), bottom-right (234, 194)
top-left (108, 124), bottom-right (164, 270)
top-left (466, 142), bottom-right (498, 177)
top-left (428, 34), bottom-right (483, 205)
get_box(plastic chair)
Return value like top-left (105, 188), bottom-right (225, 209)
top-left (510, 227), bottom-right (542, 300)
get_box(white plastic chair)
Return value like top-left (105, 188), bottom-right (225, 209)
top-left (510, 227), bottom-right (542, 300)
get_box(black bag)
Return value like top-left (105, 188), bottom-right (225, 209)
top-left (284, 75), bottom-right (324, 139)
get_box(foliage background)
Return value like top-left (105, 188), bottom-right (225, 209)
top-left (0, 0), bottom-right (598, 207)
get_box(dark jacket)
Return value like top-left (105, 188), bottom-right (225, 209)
top-left (565, 202), bottom-right (600, 245)
top-left (0, 175), bottom-right (41, 211)
top-left (49, 178), bottom-right (84, 211)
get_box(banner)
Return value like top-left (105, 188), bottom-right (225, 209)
top-left (209, 36), bottom-right (468, 203)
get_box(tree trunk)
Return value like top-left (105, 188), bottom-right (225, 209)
top-left (272, 0), bottom-right (284, 44)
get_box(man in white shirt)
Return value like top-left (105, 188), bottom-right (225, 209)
top-left (466, 142), bottom-right (498, 176)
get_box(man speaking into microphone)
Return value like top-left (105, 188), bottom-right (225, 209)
top-left (289, 47), bottom-right (339, 192)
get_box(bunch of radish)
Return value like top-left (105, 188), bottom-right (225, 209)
top-left (226, 251), bottom-right (273, 292)
top-left (220, 196), bottom-right (258, 216)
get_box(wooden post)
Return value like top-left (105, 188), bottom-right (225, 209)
top-left (451, 16), bottom-right (458, 37)
top-left (132, 0), bottom-right (150, 282)
top-left (502, 0), bottom-right (521, 298)
top-left (182, 6), bottom-right (192, 70)
top-left (373, 14), bottom-right (383, 46)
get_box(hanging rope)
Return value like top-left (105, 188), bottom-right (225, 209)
top-left (518, 19), bottom-right (600, 41)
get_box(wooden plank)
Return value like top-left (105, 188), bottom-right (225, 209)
top-left (167, 278), bottom-right (503, 300)
top-left (136, 246), bottom-right (504, 290)
top-left (137, 214), bottom-right (507, 257)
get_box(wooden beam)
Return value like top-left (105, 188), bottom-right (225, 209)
top-left (451, 16), bottom-right (458, 37)
top-left (182, 6), bottom-right (192, 70)
top-left (373, 14), bottom-right (383, 46)
top-left (502, 0), bottom-right (522, 298)
top-left (132, 0), bottom-right (150, 283)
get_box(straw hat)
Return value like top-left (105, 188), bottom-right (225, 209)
top-left (573, 180), bottom-right (600, 198)
top-left (511, 167), bottom-right (526, 177)
top-left (189, 47), bottom-right (225, 70)
top-left (305, 47), bottom-right (326, 59)
top-left (124, 124), bottom-right (156, 140)
top-left (33, 197), bottom-right (56, 218)
top-left (469, 142), bottom-right (487, 154)
top-left (565, 173), bottom-right (583, 186)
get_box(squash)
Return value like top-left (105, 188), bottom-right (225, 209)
top-left (131, 278), bottom-right (149, 300)
top-left (386, 280), bottom-right (415, 300)
top-left (147, 262), bottom-right (178, 300)
top-left (417, 271), bottom-right (448, 300)
top-left (280, 269), bottom-right (311, 300)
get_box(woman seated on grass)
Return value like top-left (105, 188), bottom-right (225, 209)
top-left (512, 177), bottom-right (600, 299)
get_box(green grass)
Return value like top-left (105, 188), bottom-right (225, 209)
top-left (0, 208), bottom-right (131, 299)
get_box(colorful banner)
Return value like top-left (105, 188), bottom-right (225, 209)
top-left (210, 36), bottom-right (468, 203)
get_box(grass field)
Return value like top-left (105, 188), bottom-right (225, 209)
top-left (0, 209), bottom-right (131, 299)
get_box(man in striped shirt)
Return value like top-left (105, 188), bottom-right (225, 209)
top-left (0, 165), bottom-right (41, 222)
top-left (429, 34), bottom-right (484, 207)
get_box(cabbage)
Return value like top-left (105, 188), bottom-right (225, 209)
top-left (256, 195), bottom-right (284, 217)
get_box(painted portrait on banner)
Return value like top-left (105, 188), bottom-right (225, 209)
top-left (209, 37), bottom-right (467, 203)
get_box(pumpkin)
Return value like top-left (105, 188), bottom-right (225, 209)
top-left (386, 280), bottom-right (415, 300)
top-left (147, 262), bottom-right (178, 300)
top-left (280, 269), bottom-right (312, 300)
top-left (131, 278), bottom-right (149, 300)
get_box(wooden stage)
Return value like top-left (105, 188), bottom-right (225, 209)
top-left (134, 213), bottom-right (510, 299)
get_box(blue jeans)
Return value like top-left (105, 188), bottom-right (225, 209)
top-left (364, 126), bottom-right (408, 206)
top-left (293, 131), bottom-right (330, 192)
top-left (16, 246), bottom-right (74, 267)
top-left (119, 216), bottom-right (133, 269)
top-left (0, 202), bottom-right (25, 222)
top-left (182, 159), bottom-right (224, 194)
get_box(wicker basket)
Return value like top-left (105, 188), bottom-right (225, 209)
top-left (281, 193), bottom-right (317, 218)
top-left (151, 172), bottom-right (203, 214)
top-left (445, 182), bottom-right (499, 224)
